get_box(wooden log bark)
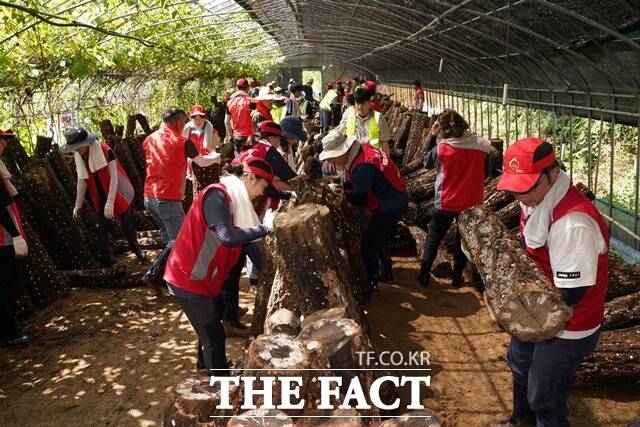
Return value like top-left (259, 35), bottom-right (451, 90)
top-left (379, 410), bottom-right (443, 427)
top-left (162, 377), bottom-right (237, 427)
top-left (98, 119), bottom-right (117, 146)
top-left (400, 159), bottom-right (423, 176)
top-left (263, 204), bottom-right (362, 324)
top-left (227, 409), bottom-right (294, 427)
top-left (33, 136), bottom-right (53, 159)
top-left (406, 169), bottom-right (437, 202)
top-left (483, 177), bottom-right (514, 211)
top-left (607, 253), bottom-right (640, 301)
top-left (391, 113), bottom-right (412, 150)
top-left (458, 206), bottom-right (571, 341)
top-left (264, 308), bottom-right (301, 336)
top-left (402, 113), bottom-right (430, 165)
top-left (577, 326), bottom-right (640, 384)
top-left (251, 234), bottom-right (278, 337)
top-left (113, 236), bottom-right (164, 253)
top-left (403, 201), bottom-right (433, 230)
top-left (603, 290), bottom-right (640, 330)
top-left (299, 317), bottom-right (367, 370)
top-left (489, 139), bottom-right (504, 178)
top-left (0, 136), bottom-right (30, 177)
top-left (192, 164), bottom-right (220, 195)
top-left (63, 265), bottom-right (144, 289)
top-left (126, 135), bottom-right (147, 184)
top-left (132, 209), bottom-right (157, 231)
top-left (495, 199), bottom-right (521, 230)
top-left (45, 148), bottom-right (77, 201)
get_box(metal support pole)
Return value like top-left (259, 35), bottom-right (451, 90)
top-left (587, 94), bottom-right (593, 190)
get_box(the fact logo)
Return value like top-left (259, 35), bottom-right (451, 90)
top-left (209, 351), bottom-right (431, 417)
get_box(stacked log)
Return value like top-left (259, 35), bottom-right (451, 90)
top-left (191, 164), bottom-right (220, 195)
top-left (113, 137), bottom-right (145, 209)
top-left (603, 291), bottom-right (640, 330)
top-left (126, 114), bottom-right (152, 138)
top-left (391, 113), bottom-right (412, 150)
top-left (405, 169), bottom-right (437, 202)
top-left (607, 253), bottom-right (640, 300)
top-left (458, 206), bottom-right (571, 341)
top-left (63, 265), bottom-right (143, 289)
top-left (33, 135), bottom-right (53, 159)
top-left (402, 112), bottom-right (431, 165)
top-left (577, 326), bottom-right (640, 384)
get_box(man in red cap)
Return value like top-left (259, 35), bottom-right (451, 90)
top-left (362, 80), bottom-right (382, 112)
top-left (491, 138), bottom-right (609, 427)
top-left (227, 78), bottom-right (253, 153)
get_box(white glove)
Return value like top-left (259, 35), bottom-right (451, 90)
top-left (73, 206), bottom-right (81, 219)
top-left (263, 209), bottom-right (277, 232)
top-left (290, 191), bottom-right (298, 200)
top-left (104, 202), bottom-right (115, 220)
top-left (203, 152), bottom-right (221, 163)
top-left (12, 236), bottom-right (28, 257)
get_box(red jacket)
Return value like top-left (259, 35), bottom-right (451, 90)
top-left (521, 186), bottom-right (609, 332)
top-left (143, 123), bottom-right (187, 201)
top-left (164, 183), bottom-right (243, 297)
top-left (348, 143), bottom-right (406, 211)
top-left (227, 91), bottom-right (252, 137)
top-left (85, 143), bottom-right (134, 215)
top-left (434, 143), bottom-right (487, 212)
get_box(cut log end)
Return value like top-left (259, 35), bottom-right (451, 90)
top-left (227, 409), bottom-right (294, 427)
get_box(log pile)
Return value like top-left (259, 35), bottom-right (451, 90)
top-left (576, 326), bottom-right (640, 384)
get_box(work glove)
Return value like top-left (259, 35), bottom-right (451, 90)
top-left (73, 206), bottom-right (81, 220)
top-left (263, 209), bottom-right (277, 232)
top-left (12, 236), bottom-right (28, 257)
top-left (104, 201), bottom-right (115, 220)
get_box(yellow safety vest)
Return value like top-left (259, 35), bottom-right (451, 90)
top-left (299, 99), bottom-right (310, 120)
top-left (347, 111), bottom-right (381, 149)
top-left (271, 105), bottom-right (286, 124)
top-left (319, 89), bottom-right (338, 112)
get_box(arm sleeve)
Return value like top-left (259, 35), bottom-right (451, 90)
top-left (202, 189), bottom-right (270, 246)
top-left (184, 139), bottom-right (200, 159)
top-left (548, 212), bottom-right (607, 288)
top-left (75, 178), bottom-right (87, 209)
top-left (106, 160), bottom-right (118, 205)
top-left (560, 287), bottom-right (589, 306)
top-left (0, 184), bottom-right (20, 237)
top-left (266, 147), bottom-right (297, 182)
top-left (346, 164), bottom-right (377, 206)
top-left (423, 135), bottom-right (438, 169)
top-left (377, 114), bottom-right (391, 141)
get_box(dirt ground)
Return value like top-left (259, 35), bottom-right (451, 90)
top-left (0, 252), bottom-right (638, 427)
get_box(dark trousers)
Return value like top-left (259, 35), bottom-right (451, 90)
top-left (361, 208), bottom-right (404, 289)
top-left (95, 209), bottom-right (138, 259)
top-left (421, 209), bottom-right (467, 275)
top-left (508, 330), bottom-right (600, 427)
top-left (144, 197), bottom-right (185, 282)
top-left (220, 251), bottom-right (246, 323)
top-left (0, 250), bottom-right (23, 341)
top-left (175, 294), bottom-right (229, 375)
top-left (320, 109), bottom-right (331, 132)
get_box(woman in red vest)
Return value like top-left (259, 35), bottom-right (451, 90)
top-left (417, 109), bottom-right (492, 287)
top-left (183, 104), bottom-right (222, 194)
top-left (62, 127), bottom-right (144, 266)
top-left (164, 158), bottom-right (275, 374)
top-left (0, 129), bottom-right (29, 347)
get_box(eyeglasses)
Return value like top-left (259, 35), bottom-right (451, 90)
top-left (510, 173), bottom-right (547, 196)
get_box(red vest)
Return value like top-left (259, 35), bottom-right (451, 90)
top-left (370, 98), bottom-right (382, 112)
top-left (0, 186), bottom-right (24, 247)
top-left (85, 143), bottom-right (134, 215)
top-left (143, 124), bottom-right (187, 201)
top-left (232, 141), bottom-right (279, 214)
top-left (520, 186), bottom-right (609, 332)
top-left (348, 143), bottom-right (406, 211)
top-left (228, 92), bottom-right (252, 137)
top-left (164, 183), bottom-right (243, 298)
top-left (435, 144), bottom-right (486, 212)
top-left (186, 127), bottom-right (208, 156)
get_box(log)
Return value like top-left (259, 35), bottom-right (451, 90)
top-left (113, 236), bottom-right (165, 252)
top-left (98, 119), bottom-right (117, 146)
top-left (406, 169), bottom-right (437, 202)
top-left (607, 253), bottom-right (640, 301)
top-left (403, 201), bottom-right (433, 230)
top-left (162, 377), bottom-right (237, 426)
top-left (113, 137), bottom-right (145, 209)
top-left (263, 204), bottom-right (362, 324)
top-left (379, 410), bottom-right (443, 427)
top-left (299, 317), bottom-right (367, 370)
top-left (192, 164), bottom-right (220, 195)
top-left (603, 290), bottom-right (640, 330)
top-left (0, 135), bottom-right (30, 176)
top-left (458, 206), bottom-right (571, 341)
top-left (46, 147), bottom-right (77, 201)
top-left (391, 113), bottom-right (412, 150)
top-left (63, 265), bottom-right (144, 289)
top-left (495, 199), bottom-right (521, 230)
top-left (400, 159), bottom-right (423, 176)
top-left (132, 209), bottom-right (157, 231)
top-left (483, 177), bottom-right (514, 211)
top-left (392, 222), bottom-right (427, 258)
top-left (403, 113), bottom-right (430, 164)
top-left (126, 135), bottom-right (147, 184)
top-left (251, 234), bottom-right (278, 336)
top-left (489, 139), bottom-right (504, 178)
top-left (227, 409), bottom-right (294, 427)
top-left (264, 308), bottom-right (301, 336)
top-left (33, 135), bottom-right (53, 159)
top-left (577, 326), bottom-right (640, 384)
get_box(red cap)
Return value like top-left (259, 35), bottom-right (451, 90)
top-left (243, 155), bottom-right (273, 182)
top-left (189, 104), bottom-right (206, 117)
top-left (496, 138), bottom-right (557, 193)
top-left (363, 80), bottom-right (377, 91)
top-left (258, 120), bottom-right (282, 137)
top-left (0, 129), bottom-right (15, 137)
top-left (236, 78), bottom-right (249, 89)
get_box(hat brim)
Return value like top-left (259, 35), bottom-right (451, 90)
top-left (282, 128), bottom-right (308, 142)
top-left (319, 137), bottom-right (356, 161)
top-left (60, 133), bottom-right (97, 154)
top-left (496, 170), bottom-right (542, 193)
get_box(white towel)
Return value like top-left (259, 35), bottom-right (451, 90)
top-left (439, 131), bottom-right (492, 153)
top-left (219, 174), bottom-right (260, 228)
top-left (74, 141), bottom-right (107, 180)
top-left (0, 159), bottom-right (17, 196)
top-left (522, 170), bottom-right (571, 248)
top-left (183, 120), bottom-right (218, 153)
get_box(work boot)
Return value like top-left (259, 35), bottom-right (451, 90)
top-left (451, 269), bottom-right (464, 288)
top-left (0, 334), bottom-right (30, 347)
top-left (141, 274), bottom-right (163, 297)
top-left (223, 320), bottom-right (252, 337)
top-left (132, 245), bottom-right (146, 262)
top-left (417, 262), bottom-right (431, 287)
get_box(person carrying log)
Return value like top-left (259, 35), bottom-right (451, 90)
top-left (61, 127), bottom-right (145, 266)
top-left (417, 109), bottom-right (492, 287)
top-left (141, 108), bottom-right (221, 295)
top-left (163, 158), bottom-right (276, 374)
top-left (344, 88), bottom-right (391, 155)
top-left (319, 129), bottom-right (408, 297)
top-left (227, 78), bottom-right (253, 154)
top-left (0, 129), bottom-right (29, 347)
top-left (490, 138), bottom-right (609, 427)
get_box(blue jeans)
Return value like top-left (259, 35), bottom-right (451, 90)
top-left (321, 109), bottom-right (331, 132)
top-left (508, 329), bottom-right (601, 427)
top-left (144, 197), bottom-right (185, 281)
